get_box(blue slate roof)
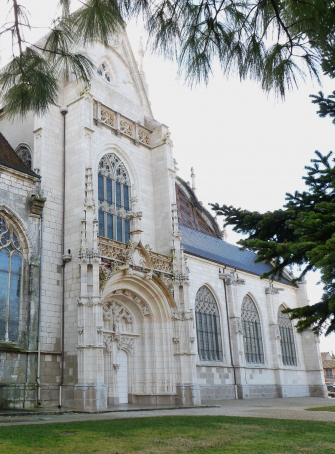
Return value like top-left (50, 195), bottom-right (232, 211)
top-left (180, 225), bottom-right (291, 284)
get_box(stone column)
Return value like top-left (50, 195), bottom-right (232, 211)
top-left (74, 167), bottom-right (107, 411)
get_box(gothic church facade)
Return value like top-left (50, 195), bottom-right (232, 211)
top-left (0, 29), bottom-right (326, 410)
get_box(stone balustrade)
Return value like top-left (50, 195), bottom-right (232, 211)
top-left (93, 101), bottom-right (152, 147)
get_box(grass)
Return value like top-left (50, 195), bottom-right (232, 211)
top-left (0, 415), bottom-right (335, 453)
top-left (306, 406), bottom-right (335, 412)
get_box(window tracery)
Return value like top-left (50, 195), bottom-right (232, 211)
top-left (195, 286), bottom-right (223, 361)
top-left (98, 153), bottom-right (131, 243)
top-left (15, 144), bottom-right (32, 169)
top-left (97, 62), bottom-right (112, 83)
top-left (278, 305), bottom-right (297, 366)
top-left (241, 295), bottom-right (264, 364)
top-left (0, 217), bottom-right (22, 342)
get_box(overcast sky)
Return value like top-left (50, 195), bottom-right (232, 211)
top-left (1, 0), bottom-right (335, 353)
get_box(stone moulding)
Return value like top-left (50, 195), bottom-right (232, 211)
top-left (93, 101), bottom-right (152, 148)
top-left (99, 238), bottom-right (174, 289)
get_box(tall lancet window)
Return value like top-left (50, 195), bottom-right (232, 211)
top-left (241, 295), bottom-right (264, 364)
top-left (0, 217), bottom-right (22, 342)
top-left (278, 305), bottom-right (297, 366)
top-left (98, 153), bottom-right (131, 243)
top-left (195, 286), bottom-right (223, 361)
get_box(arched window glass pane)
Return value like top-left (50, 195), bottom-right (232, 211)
top-left (107, 213), bottom-right (113, 239)
top-left (0, 217), bottom-right (22, 342)
top-left (98, 173), bottom-right (104, 201)
top-left (0, 249), bottom-right (9, 340)
top-left (107, 177), bottom-right (112, 204)
top-left (125, 219), bottom-right (130, 243)
top-left (116, 181), bottom-right (121, 208)
top-left (117, 217), bottom-right (122, 242)
top-left (241, 295), bottom-right (264, 364)
top-left (97, 62), bottom-right (112, 83)
top-left (98, 153), bottom-right (131, 243)
top-left (99, 209), bottom-right (105, 237)
top-left (278, 305), bottom-right (297, 366)
top-left (8, 252), bottom-right (21, 342)
top-left (124, 185), bottom-right (129, 211)
top-left (195, 286), bottom-right (223, 361)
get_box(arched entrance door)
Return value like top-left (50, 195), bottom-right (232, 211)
top-left (117, 350), bottom-right (128, 404)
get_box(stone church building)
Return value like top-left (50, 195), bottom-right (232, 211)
top-left (0, 28), bottom-right (326, 410)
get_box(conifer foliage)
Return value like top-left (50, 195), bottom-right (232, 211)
top-left (1, 0), bottom-right (335, 117)
top-left (211, 104), bottom-right (335, 335)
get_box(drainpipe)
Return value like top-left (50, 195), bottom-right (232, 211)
top-left (37, 189), bottom-right (44, 405)
top-left (59, 105), bottom-right (69, 409)
top-left (220, 268), bottom-right (238, 399)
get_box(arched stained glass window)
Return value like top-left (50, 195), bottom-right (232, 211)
top-left (0, 217), bottom-right (22, 342)
top-left (278, 305), bottom-right (297, 366)
top-left (97, 62), bottom-right (112, 83)
top-left (98, 153), bottom-right (131, 243)
top-left (241, 295), bottom-right (264, 364)
top-left (195, 286), bottom-right (223, 361)
top-left (15, 144), bottom-right (32, 169)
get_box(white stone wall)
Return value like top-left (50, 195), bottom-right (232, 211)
top-left (185, 253), bottom-right (326, 399)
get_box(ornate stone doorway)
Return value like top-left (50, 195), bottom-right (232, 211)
top-left (117, 350), bottom-right (128, 403)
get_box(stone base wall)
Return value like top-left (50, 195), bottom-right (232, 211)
top-left (200, 384), bottom-right (236, 401)
top-left (130, 394), bottom-right (176, 405)
top-left (0, 384), bottom-right (37, 408)
top-left (237, 384), bottom-right (281, 399)
top-left (0, 352), bottom-right (38, 408)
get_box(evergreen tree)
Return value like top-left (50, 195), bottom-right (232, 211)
top-left (1, 0), bottom-right (335, 117)
top-left (211, 100), bottom-right (335, 336)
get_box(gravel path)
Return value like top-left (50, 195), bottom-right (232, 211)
top-left (0, 398), bottom-right (335, 427)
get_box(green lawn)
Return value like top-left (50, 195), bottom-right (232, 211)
top-left (0, 415), bottom-right (335, 453)
top-left (306, 406), bottom-right (335, 412)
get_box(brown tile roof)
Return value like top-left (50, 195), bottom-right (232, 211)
top-left (323, 359), bottom-right (335, 369)
top-left (321, 352), bottom-right (329, 361)
top-left (0, 132), bottom-right (39, 178)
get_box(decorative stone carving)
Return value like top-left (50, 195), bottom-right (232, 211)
top-left (97, 326), bottom-right (103, 334)
top-left (101, 108), bottom-right (115, 127)
top-left (172, 311), bottom-right (193, 321)
top-left (141, 306), bottom-right (150, 316)
top-left (190, 337), bottom-right (195, 343)
top-left (173, 337), bottom-right (179, 344)
top-left (120, 118), bottom-right (133, 136)
top-left (118, 336), bottom-right (135, 352)
top-left (133, 296), bottom-right (141, 305)
top-left (30, 194), bottom-right (46, 217)
top-left (278, 305), bottom-right (292, 328)
top-left (124, 290), bottom-right (132, 297)
top-left (98, 153), bottom-right (130, 185)
top-left (138, 127), bottom-right (150, 145)
top-left (103, 300), bottom-right (133, 324)
top-left (113, 363), bottom-right (120, 371)
top-left (131, 249), bottom-right (147, 268)
top-left (174, 272), bottom-right (189, 285)
top-left (151, 253), bottom-right (173, 273)
top-left (103, 334), bottom-right (114, 352)
top-left (235, 317), bottom-right (243, 334)
top-left (273, 324), bottom-right (281, 339)
top-left (241, 295), bottom-right (260, 323)
top-left (77, 327), bottom-right (84, 335)
top-left (195, 287), bottom-right (219, 316)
